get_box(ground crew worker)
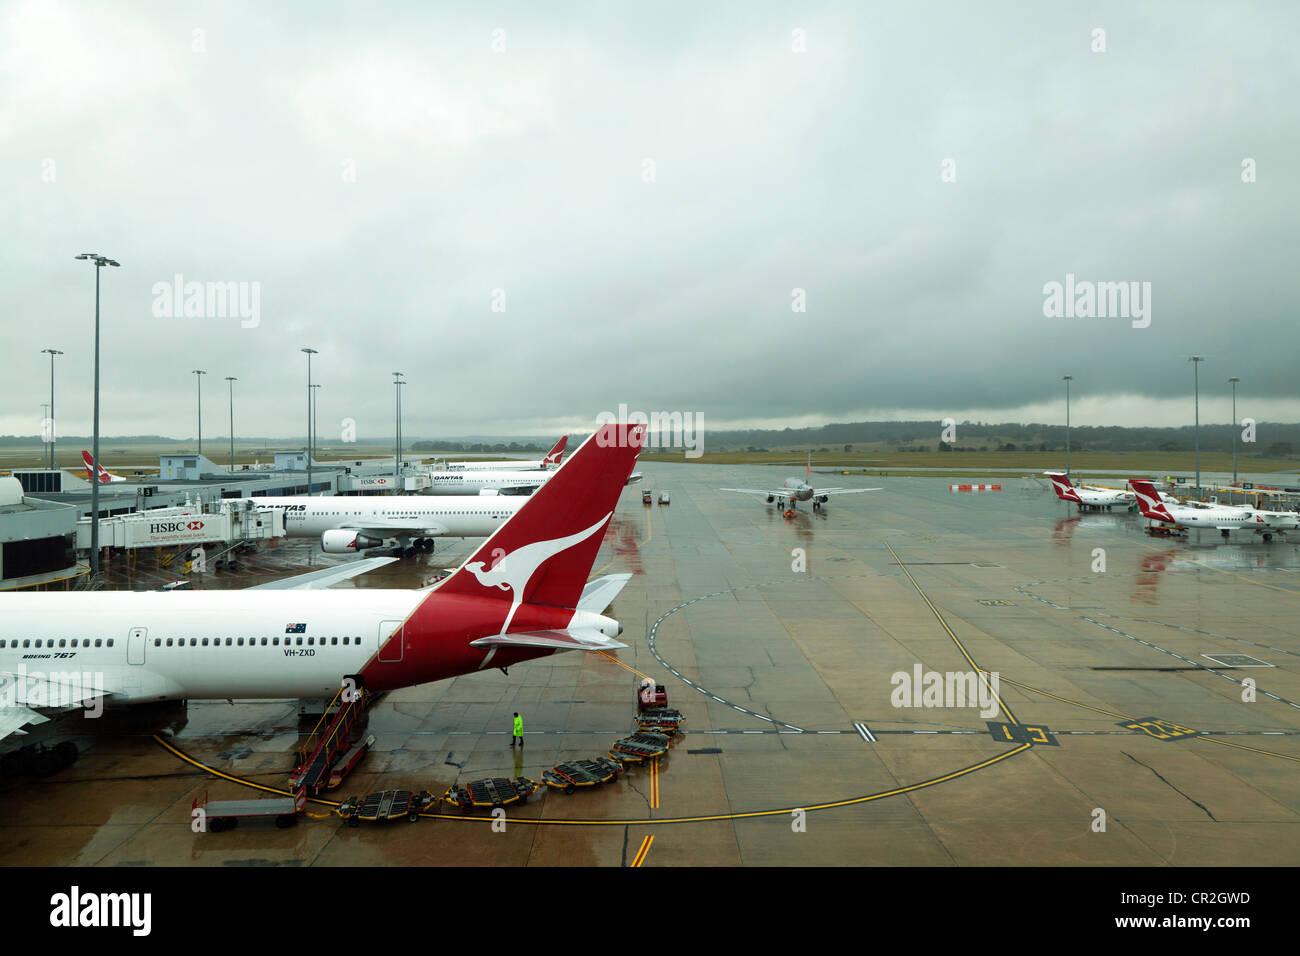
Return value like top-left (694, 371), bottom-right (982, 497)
top-left (511, 712), bottom-right (523, 748)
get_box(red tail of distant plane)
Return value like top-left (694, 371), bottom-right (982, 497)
top-left (543, 436), bottom-right (568, 466)
top-left (1128, 479), bottom-right (1176, 522)
top-left (1048, 472), bottom-right (1084, 504)
top-left (82, 450), bottom-right (124, 484)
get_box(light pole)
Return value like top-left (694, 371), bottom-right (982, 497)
top-left (393, 372), bottom-right (404, 491)
top-left (310, 384), bottom-right (321, 467)
top-left (193, 370), bottom-right (206, 456)
top-left (1229, 376), bottom-right (1240, 487)
top-left (1063, 375), bottom-right (1072, 478)
top-left (42, 348), bottom-right (63, 468)
top-left (301, 348), bottom-right (317, 493)
top-left (1190, 356), bottom-right (1204, 493)
top-left (225, 376), bottom-right (237, 471)
top-left (75, 253), bottom-right (119, 579)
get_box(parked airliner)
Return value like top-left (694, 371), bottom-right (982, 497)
top-left (246, 494), bottom-right (526, 555)
top-left (0, 423), bottom-right (646, 750)
top-left (1129, 479), bottom-right (1276, 538)
top-left (1048, 473), bottom-right (1134, 509)
top-left (446, 436), bottom-right (567, 472)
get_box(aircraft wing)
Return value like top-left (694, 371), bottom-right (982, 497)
top-left (469, 627), bottom-right (627, 652)
top-left (249, 556), bottom-right (399, 590)
top-left (815, 487), bottom-right (883, 495)
top-left (336, 519), bottom-right (450, 537)
top-left (720, 487), bottom-right (790, 497)
top-left (0, 671), bottom-right (112, 743)
top-left (578, 573), bottom-right (632, 613)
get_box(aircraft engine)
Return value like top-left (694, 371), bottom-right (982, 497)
top-left (321, 530), bottom-right (384, 553)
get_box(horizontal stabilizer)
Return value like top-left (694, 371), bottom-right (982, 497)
top-left (469, 627), bottom-right (627, 652)
top-left (578, 573), bottom-right (632, 613)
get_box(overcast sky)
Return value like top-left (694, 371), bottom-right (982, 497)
top-left (3, 1), bottom-right (1297, 443)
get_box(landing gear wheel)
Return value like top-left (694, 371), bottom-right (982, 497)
top-left (408, 810), bottom-right (420, 823)
top-left (564, 783), bottom-right (576, 795)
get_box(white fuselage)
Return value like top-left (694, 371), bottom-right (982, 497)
top-left (246, 496), bottom-right (525, 539)
top-left (0, 590), bottom-right (424, 703)
top-left (780, 479), bottom-right (814, 502)
top-left (1153, 502), bottom-right (1268, 532)
top-left (446, 460), bottom-right (554, 472)
top-left (1073, 486), bottom-right (1135, 507)
top-left (422, 472), bottom-right (548, 495)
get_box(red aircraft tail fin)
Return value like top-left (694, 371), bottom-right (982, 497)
top-left (1129, 479), bottom-right (1175, 522)
top-left (82, 450), bottom-right (119, 483)
top-left (543, 436), bottom-right (568, 466)
top-left (1047, 472), bottom-right (1083, 503)
top-left (435, 424), bottom-right (645, 614)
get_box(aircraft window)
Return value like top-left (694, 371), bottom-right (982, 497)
top-left (202, 638), bottom-right (209, 646)
top-left (296, 637), bottom-right (303, 646)
top-left (154, 639), bottom-right (161, 647)
top-left (23, 640), bottom-right (30, 648)
top-left (167, 639), bottom-right (174, 647)
top-left (237, 638), bottom-right (245, 646)
top-left (343, 636), bottom-right (349, 645)
top-left (226, 638), bottom-right (233, 646)
top-left (190, 638), bottom-right (197, 647)
top-left (308, 637), bottom-right (314, 646)
top-left (35, 639), bottom-right (43, 648)
top-left (95, 639), bottom-right (102, 648)
top-left (273, 637), bottom-right (280, 646)
top-left (261, 638), bottom-right (268, 646)
top-left (58, 639), bottom-right (65, 648)
top-left (107, 639), bottom-right (113, 647)
top-left (331, 637), bottom-right (338, 645)
top-left (0, 640), bottom-right (6, 648)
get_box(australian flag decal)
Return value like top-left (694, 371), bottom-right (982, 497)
top-left (286, 623), bottom-right (307, 634)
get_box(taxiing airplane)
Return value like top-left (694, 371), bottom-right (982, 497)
top-left (246, 495), bottom-right (527, 555)
top-left (0, 423), bottom-right (646, 751)
top-left (1129, 479), bottom-right (1276, 539)
top-left (1048, 473), bottom-right (1134, 509)
top-left (722, 456), bottom-right (881, 512)
top-left (446, 437), bottom-right (567, 472)
top-left (82, 450), bottom-right (126, 484)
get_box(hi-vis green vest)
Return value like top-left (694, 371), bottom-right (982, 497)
top-left (513, 715), bottom-right (523, 736)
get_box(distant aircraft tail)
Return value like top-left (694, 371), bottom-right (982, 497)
top-left (82, 450), bottom-right (123, 484)
top-left (1129, 479), bottom-right (1176, 522)
top-left (1047, 472), bottom-right (1083, 503)
top-left (543, 436), bottom-right (568, 467)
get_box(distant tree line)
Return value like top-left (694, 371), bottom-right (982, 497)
top-left (706, 421), bottom-right (1299, 456)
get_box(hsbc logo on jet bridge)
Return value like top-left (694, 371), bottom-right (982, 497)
top-left (149, 521), bottom-right (205, 534)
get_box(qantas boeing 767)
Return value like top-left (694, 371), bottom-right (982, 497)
top-left (0, 423), bottom-right (646, 743)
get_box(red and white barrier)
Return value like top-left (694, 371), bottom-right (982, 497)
top-left (949, 484), bottom-right (1002, 492)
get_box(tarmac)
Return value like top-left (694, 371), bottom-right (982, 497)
top-left (2, 462), bottom-right (1298, 866)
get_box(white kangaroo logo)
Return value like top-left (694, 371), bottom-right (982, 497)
top-left (464, 513), bottom-right (612, 633)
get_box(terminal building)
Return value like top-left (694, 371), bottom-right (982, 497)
top-left (0, 451), bottom-right (420, 589)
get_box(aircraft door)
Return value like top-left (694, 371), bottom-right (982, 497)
top-left (127, 627), bottom-right (147, 665)
top-left (378, 620), bottom-right (404, 663)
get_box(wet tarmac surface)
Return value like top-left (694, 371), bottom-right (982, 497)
top-left (3, 463), bottom-right (1298, 866)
